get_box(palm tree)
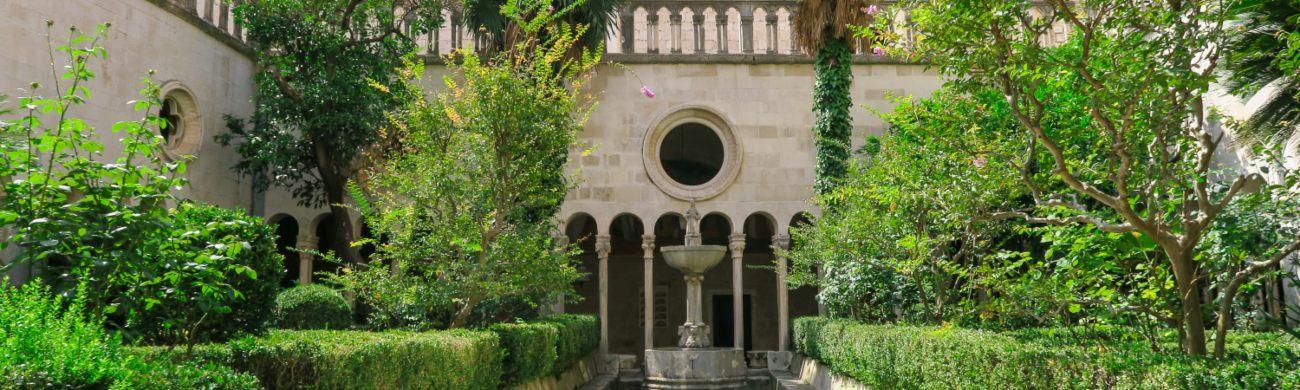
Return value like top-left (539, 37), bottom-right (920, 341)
top-left (462, 0), bottom-right (624, 55)
top-left (1222, 0), bottom-right (1300, 149)
top-left (792, 0), bottom-right (874, 196)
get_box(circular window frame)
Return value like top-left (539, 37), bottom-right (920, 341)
top-left (157, 81), bottom-right (203, 161)
top-left (643, 106), bottom-right (742, 201)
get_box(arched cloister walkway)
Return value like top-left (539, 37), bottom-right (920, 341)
top-left (557, 208), bottom-right (818, 357)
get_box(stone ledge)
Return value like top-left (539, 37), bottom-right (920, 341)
top-left (142, 0), bottom-right (253, 58)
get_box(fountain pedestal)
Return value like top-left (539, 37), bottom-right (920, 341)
top-left (644, 207), bottom-right (747, 389)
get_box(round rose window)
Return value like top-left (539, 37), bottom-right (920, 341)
top-left (658, 123), bottom-right (724, 186)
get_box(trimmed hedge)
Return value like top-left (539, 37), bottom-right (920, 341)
top-left (227, 329), bottom-right (501, 389)
top-left (118, 314), bottom-right (600, 389)
top-left (274, 284), bottom-right (351, 330)
top-left (536, 314), bottom-right (599, 376)
top-left (490, 322), bottom-right (559, 385)
top-left (793, 317), bottom-right (1300, 389)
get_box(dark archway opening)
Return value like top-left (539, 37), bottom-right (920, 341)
top-left (273, 216), bottom-right (300, 288)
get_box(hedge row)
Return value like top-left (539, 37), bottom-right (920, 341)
top-left (793, 317), bottom-right (1300, 389)
top-left (225, 329), bottom-right (502, 389)
top-left (130, 314), bottom-right (600, 389)
top-left (489, 314), bottom-right (601, 386)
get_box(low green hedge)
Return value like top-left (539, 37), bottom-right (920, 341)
top-left (536, 314), bottom-right (599, 376)
top-left (274, 285), bottom-right (352, 330)
top-left (792, 317), bottom-right (1300, 389)
top-left (115, 314), bottom-right (601, 389)
top-left (489, 322), bottom-right (559, 386)
top-left (227, 329), bottom-right (501, 389)
top-left (489, 314), bottom-right (600, 385)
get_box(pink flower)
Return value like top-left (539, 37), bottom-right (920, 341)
top-left (865, 5), bottom-right (880, 15)
top-left (973, 156), bottom-right (987, 168)
top-left (641, 85), bottom-right (656, 98)
top-left (871, 47), bottom-right (885, 56)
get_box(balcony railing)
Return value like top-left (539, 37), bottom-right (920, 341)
top-left (167, 0), bottom-right (1069, 61)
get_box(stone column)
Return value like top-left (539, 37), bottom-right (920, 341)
top-left (595, 234), bottom-right (612, 355)
top-left (297, 235), bottom-right (318, 285)
top-left (545, 230), bottom-right (571, 315)
top-left (728, 233), bottom-right (746, 350)
top-left (641, 234), bottom-right (656, 350)
top-left (773, 234), bottom-right (791, 351)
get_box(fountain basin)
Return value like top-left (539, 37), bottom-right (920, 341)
top-left (644, 347), bottom-right (747, 389)
top-left (660, 245), bottom-right (727, 274)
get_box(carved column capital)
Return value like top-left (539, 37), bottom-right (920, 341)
top-left (595, 234), bottom-right (612, 258)
top-left (641, 234), bottom-right (656, 255)
top-left (728, 233), bottom-right (747, 254)
top-left (297, 235), bottom-right (319, 250)
top-left (772, 233), bottom-right (791, 251)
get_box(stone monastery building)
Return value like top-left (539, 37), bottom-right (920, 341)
top-left (3, 0), bottom-right (1294, 360)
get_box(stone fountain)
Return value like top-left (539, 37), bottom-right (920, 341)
top-left (643, 201), bottom-right (747, 389)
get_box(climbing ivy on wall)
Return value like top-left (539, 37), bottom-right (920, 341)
top-left (812, 38), bottom-right (854, 197)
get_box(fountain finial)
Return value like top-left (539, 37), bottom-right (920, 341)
top-left (684, 198), bottom-right (702, 246)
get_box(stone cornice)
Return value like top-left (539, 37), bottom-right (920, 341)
top-left (143, 0), bottom-right (253, 58)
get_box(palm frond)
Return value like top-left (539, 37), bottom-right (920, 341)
top-left (1222, 0), bottom-right (1300, 149)
top-left (792, 0), bottom-right (874, 54)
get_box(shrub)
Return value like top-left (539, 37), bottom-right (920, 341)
top-left (0, 283), bottom-right (258, 389)
top-left (0, 283), bottom-right (126, 388)
top-left (228, 329), bottom-right (501, 389)
top-left (274, 285), bottom-right (351, 330)
top-left (126, 202), bottom-right (284, 345)
top-left (793, 317), bottom-right (1300, 389)
top-left (489, 322), bottom-right (558, 385)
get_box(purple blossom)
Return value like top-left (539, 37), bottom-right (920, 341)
top-left (865, 5), bottom-right (880, 15)
top-left (973, 156), bottom-right (987, 168)
top-left (641, 85), bottom-right (656, 98)
top-left (871, 47), bottom-right (885, 56)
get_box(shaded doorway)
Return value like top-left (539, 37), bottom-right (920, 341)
top-left (711, 294), bottom-right (752, 350)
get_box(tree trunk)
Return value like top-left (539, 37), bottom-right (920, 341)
top-left (310, 136), bottom-right (363, 267)
top-left (449, 294), bottom-right (481, 328)
top-left (322, 176), bottom-right (363, 267)
top-left (1170, 251), bottom-right (1208, 355)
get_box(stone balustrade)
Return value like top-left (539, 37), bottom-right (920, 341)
top-left (166, 0), bottom-right (1068, 61)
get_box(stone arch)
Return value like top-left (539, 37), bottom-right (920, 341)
top-left (653, 212), bottom-right (686, 247)
top-left (742, 212), bottom-right (777, 253)
top-left (700, 212), bottom-right (732, 246)
top-left (311, 213), bottom-right (343, 276)
top-left (566, 212), bottom-right (599, 254)
top-left (609, 213), bottom-right (646, 255)
top-left (268, 213), bottom-right (300, 288)
top-left (788, 212), bottom-right (814, 249)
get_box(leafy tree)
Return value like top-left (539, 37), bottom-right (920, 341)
top-left (336, 3), bottom-right (595, 329)
top-left (1222, 0), bottom-right (1300, 148)
top-left (792, 0), bottom-right (877, 196)
top-left (786, 87), bottom-right (1028, 323)
top-left (221, 0), bottom-right (444, 266)
top-left (892, 0), bottom-right (1300, 355)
